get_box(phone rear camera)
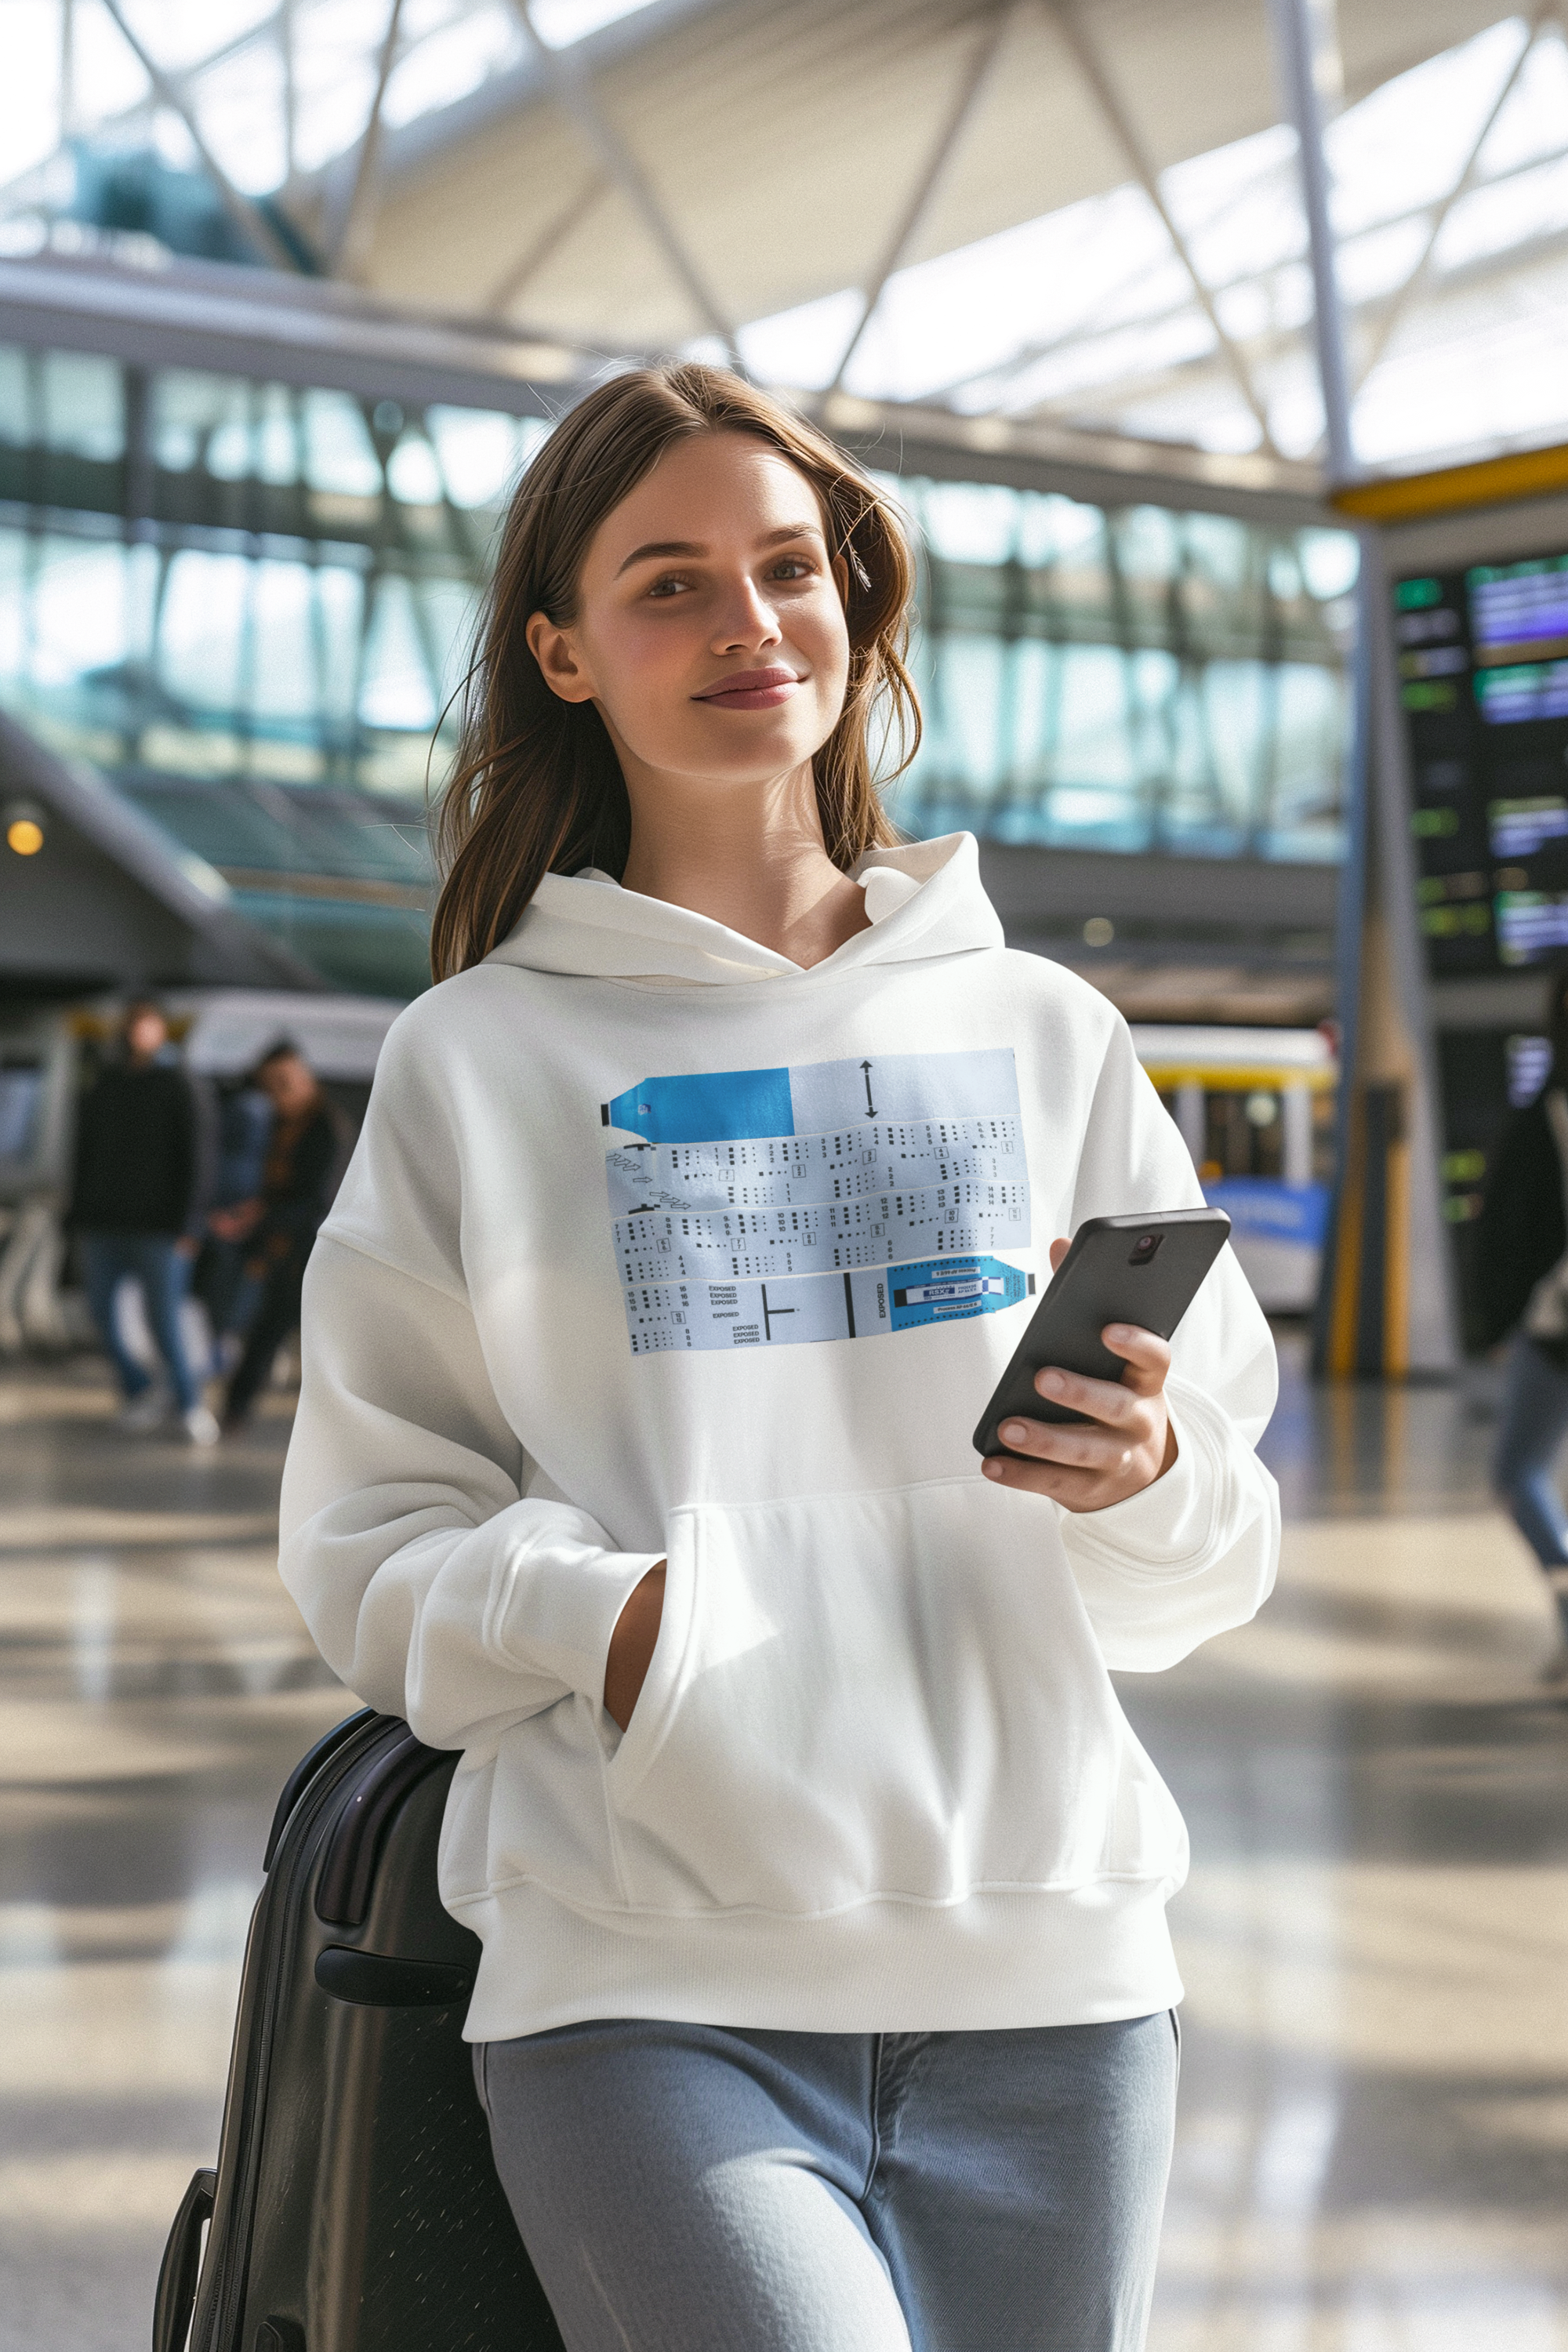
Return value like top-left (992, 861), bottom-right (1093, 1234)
top-left (1128, 1232), bottom-right (1163, 1265)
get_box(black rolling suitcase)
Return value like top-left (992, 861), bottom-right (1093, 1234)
top-left (154, 1709), bottom-right (565, 2352)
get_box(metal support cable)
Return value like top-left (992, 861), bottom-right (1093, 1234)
top-left (332, 0), bottom-right (407, 278)
top-left (828, 2), bottom-right (1014, 397)
top-left (3, 1), bottom-right (301, 214)
top-left (506, 0), bottom-right (742, 366)
top-left (1051, 0), bottom-right (1282, 457)
top-left (97, 0), bottom-right (305, 274)
top-left (485, 169), bottom-right (608, 315)
top-left (1352, 6), bottom-right (1554, 394)
top-left (924, 160), bottom-right (1283, 409)
top-left (933, 118), bottom-right (1568, 416)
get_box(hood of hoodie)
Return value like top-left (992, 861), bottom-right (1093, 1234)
top-left (487, 832), bottom-right (1003, 985)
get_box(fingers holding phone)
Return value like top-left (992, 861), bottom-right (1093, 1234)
top-left (981, 1236), bottom-right (1179, 1513)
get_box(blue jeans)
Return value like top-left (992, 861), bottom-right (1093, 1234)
top-left (477, 2013), bottom-right (1179, 2352)
top-left (1494, 1331), bottom-right (1568, 1566)
top-left (1493, 1334), bottom-right (1568, 1625)
top-left (79, 1232), bottom-right (200, 1414)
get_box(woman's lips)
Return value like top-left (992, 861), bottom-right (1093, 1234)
top-left (693, 668), bottom-right (803, 711)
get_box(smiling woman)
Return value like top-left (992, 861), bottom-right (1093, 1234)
top-left (430, 364), bottom-right (919, 978)
top-left (279, 359), bottom-right (1280, 2352)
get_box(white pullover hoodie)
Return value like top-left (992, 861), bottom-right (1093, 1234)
top-left (279, 832), bottom-right (1279, 2042)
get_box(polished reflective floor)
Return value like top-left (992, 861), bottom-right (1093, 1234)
top-left (0, 1370), bottom-right (346, 2352)
top-left (1, 1338), bottom-right (1565, 2350)
top-left (1134, 1349), bottom-right (1568, 2350)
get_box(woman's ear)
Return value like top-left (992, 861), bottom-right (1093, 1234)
top-left (526, 610), bottom-right (597, 705)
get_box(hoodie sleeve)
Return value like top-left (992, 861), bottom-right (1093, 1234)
top-left (1053, 1012), bottom-right (1281, 1674)
top-left (276, 1017), bottom-right (660, 1752)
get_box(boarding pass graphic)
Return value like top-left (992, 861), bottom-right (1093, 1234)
top-left (601, 1049), bottom-right (1035, 1353)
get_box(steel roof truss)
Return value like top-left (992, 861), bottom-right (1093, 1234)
top-left (506, 0), bottom-right (742, 364)
top-left (1050, 0), bottom-right (1281, 457)
top-left (1348, 6), bottom-right (1559, 405)
top-left (95, 0), bottom-right (307, 277)
top-left (331, 0), bottom-right (409, 282)
top-left (828, 1), bottom-right (1018, 397)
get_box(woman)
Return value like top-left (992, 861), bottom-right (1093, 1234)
top-left (1475, 959), bottom-right (1568, 1677)
top-left (278, 365), bottom-right (1279, 2352)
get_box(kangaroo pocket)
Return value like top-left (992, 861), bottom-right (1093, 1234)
top-left (602, 1479), bottom-right (1185, 1916)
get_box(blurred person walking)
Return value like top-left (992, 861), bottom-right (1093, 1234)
top-left (218, 1043), bottom-right (347, 1433)
top-left (194, 1075), bottom-right (274, 1357)
top-left (69, 1000), bottom-right (219, 1445)
top-left (1476, 957), bottom-right (1568, 1680)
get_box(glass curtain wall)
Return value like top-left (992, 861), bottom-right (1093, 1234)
top-left (0, 343), bottom-right (539, 996)
top-left (0, 342), bottom-right (1355, 996)
top-left (889, 477), bottom-right (1356, 863)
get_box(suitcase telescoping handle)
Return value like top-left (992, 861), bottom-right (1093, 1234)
top-left (152, 2166), bottom-right (216, 2352)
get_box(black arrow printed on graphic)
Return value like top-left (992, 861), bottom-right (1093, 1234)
top-left (861, 1060), bottom-right (877, 1116)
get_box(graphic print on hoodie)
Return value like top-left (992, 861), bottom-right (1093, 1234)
top-left (603, 1047), bottom-right (1036, 1352)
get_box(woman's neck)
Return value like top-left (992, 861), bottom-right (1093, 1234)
top-left (616, 760), bottom-right (870, 969)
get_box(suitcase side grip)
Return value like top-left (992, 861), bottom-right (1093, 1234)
top-left (152, 2166), bottom-right (216, 2352)
top-left (315, 1946), bottom-right (475, 2007)
top-left (314, 1731), bottom-right (446, 1927)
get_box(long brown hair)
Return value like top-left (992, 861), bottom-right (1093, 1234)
top-left (429, 363), bottom-right (921, 981)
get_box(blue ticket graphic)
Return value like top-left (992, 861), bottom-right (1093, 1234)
top-left (604, 1050), bottom-right (1035, 1356)
top-left (603, 1049), bottom-right (1022, 1145)
top-left (625, 1256), bottom-right (1036, 1353)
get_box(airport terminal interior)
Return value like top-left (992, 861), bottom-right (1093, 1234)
top-left (2, 1), bottom-right (1568, 2346)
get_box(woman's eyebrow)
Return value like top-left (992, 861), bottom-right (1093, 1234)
top-left (615, 523), bottom-right (823, 577)
top-left (616, 539), bottom-right (702, 575)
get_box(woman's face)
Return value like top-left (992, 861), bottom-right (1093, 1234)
top-left (527, 431), bottom-right (851, 795)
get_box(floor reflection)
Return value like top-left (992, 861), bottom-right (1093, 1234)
top-left (0, 1336), bottom-right (1564, 2349)
top-left (1131, 1332), bottom-right (1568, 2350)
top-left (0, 1362), bottom-right (345, 2352)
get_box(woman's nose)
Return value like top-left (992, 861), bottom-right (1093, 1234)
top-left (712, 573), bottom-right (782, 652)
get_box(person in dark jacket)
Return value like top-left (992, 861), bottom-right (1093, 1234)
top-left (70, 1000), bottom-right (219, 1444)
top-left (217, 1041), bottom-right (347, 1432)
top-left (1475, 959), bottom-right (1568, 1679)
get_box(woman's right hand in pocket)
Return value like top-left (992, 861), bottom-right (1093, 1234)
top-left (604, 1563), bottom-right (666, 1730)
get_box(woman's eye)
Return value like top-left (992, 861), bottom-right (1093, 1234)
top-left (770, 557), bottom-right (815, 580)
top-left (644, 575), bottom-right (691, 599)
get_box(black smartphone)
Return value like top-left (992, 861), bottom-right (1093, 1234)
top-left (972, 1207), bottom-right (1231, 1457)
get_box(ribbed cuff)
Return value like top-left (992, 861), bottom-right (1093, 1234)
top-left (488, 1512), bottom-right (665, 1704)
top-left (1058, 1377), bottom-right (1225, 1577)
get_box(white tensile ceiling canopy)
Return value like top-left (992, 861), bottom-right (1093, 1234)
top-left (5, 0), bottom-right (1567, 474)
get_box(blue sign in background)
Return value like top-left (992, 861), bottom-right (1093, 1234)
top-left (1204, 1178), bottom-right (1330, 1247)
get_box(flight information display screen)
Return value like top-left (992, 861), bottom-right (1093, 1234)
top-left (1398, 550), bottom-right (1568, 972)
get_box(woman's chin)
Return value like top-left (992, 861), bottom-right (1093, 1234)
top-left (622, 735), bottom-right (826, 793)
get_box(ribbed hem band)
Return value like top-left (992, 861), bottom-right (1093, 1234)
top-left (455, 1879), bottom-right (1185, 2041)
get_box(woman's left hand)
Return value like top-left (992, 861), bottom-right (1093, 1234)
top-left (981, 1237), bottom-right (1178, 1514)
